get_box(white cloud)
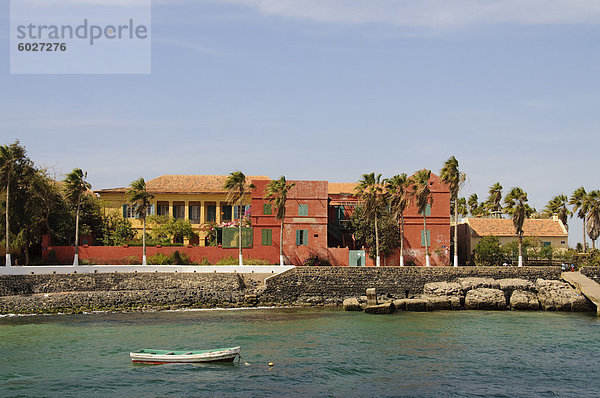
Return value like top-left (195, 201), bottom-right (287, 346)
top-left (213, 0), bottom-right (600, 28)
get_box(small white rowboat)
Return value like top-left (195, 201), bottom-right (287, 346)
top-left (130, 346), bottom-right (241, 364)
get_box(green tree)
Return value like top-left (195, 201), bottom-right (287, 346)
top-left (440, 156), bottom-right (466, 267)
top-left (468, 193), bottom-right (481, 217)
top-left (148, 215), bottom-right (195, 245)
top-left (0, 141), bottom-right (28, 266)
top-left (486, 182), bottom-right (503, 217)
top-left (264, 176), bottom-right (296, 266)
top-left (544, 194), bottom-right (572, 230)
top-left (127, 177), bottom-right (155, 265)
top-left (63, 168), bottom-right (91, 265)
top-left (224, 171), bottom-right (256, 266)
top-left (351, 204), bottom-right (400, 262)
top-left (101, 212), bottom-right (135, 246)
top-left (410, 169), bottom-right (433, 266)
top-left (473, 236), bottom-right (503, 266)
top-left (356, 173), bottom-right (385, 266)
top-left (569, 187), bottom-right (589, 252)
top-left (385, 174), bottom-right (411, 266)
top-left (504, 187), bottom-right (533, 267)
top-left (586, 190), bottom-right (600, 250)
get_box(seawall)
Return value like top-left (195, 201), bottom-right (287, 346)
top-left (262, 266), bottom-right (563, 304)
top-left (0, 266), bottom-right (568, 314)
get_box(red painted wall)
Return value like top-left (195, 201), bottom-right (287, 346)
top-left (43, 244), bottom-right (281, 265)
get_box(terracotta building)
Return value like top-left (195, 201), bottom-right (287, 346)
top-left (456, 216), bottom-right (569, 265)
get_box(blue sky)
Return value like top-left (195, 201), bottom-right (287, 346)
top-left (1, 0), bottom-right (599, 245)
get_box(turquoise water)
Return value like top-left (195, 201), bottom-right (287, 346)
top-left (1, 309), bottom-right (600, 397)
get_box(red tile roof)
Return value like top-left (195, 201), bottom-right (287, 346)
top-left (96, 175), bottom-right (270, 194)
top-left (466, 217), bottom-right (568, 237)
top-left (328, 183), bottom-right (358, 195)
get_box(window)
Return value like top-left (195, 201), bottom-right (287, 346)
top-left (262, 229), bottom-right (272, 246)
top-left (222, 205), bottom-right (232, 221)
top-left (421, 230), bottom-right (431, 246)
top-left (263, 203), bottom-right (272, 215)
top-left (420, 204), bottom-right (431, 216)
top-left (157, 204), bottom-right (169, 216)
top-left (189, 205), bottom-right (201, 223)
top-left (541, 242), bottom-right (551, 248)
top-left (298, 204), bottom-right (308, 216)
top-left (173, 205), bottom-right (185, 219)
top-left (206, 204), bottom-right (216, 222)
top-left (233, 205), bottom-right (250, 219)
top-left (123, 204), bottom-right (137, 219)
top-left (296, 229), bottom-right (308, 246)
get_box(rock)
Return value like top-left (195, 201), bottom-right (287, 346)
top-left (465, 288), bottom-right (507, 310)
top-left (536, 279), bottom-right (594, 312)
top-left (403, 298), bottom-right (428, 312)
top-left (423, 282), bottom-right (462, 296)
top-left (498, 278), bottom-right (536, 292)
top-left (343, 298), bottom-right (362, 311)
top-left (458, 277), bottom-right (500, 292)
top-left (364, 302), bottom-right (395, 314)
top-left (509, 290), bottom-right (540, 310)
top-left (393, 299), bottom-right (407, 311)
top-left (421, 295), bottom-right (463, 311)
top-left (366, 288), bottom-right (378, 306)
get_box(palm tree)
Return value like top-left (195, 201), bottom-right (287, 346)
top-left (544, 194), bottom-right (572, 230)
top-left (586, 190), bottom-right (600, 250)
top-left (410, 169), bottom-right (433, 267)
top-left (224, 171), bottom-right (256, 266)
top-left (486, 182), bottom-right (503, 218)
top-left (264, 176), bottom-right (296, 266)
top-left (569, 187), bottom-right (589, 252)
top-left (0, 142), bottom-right (26, 267)
top-left (64, 168), bottom-right (91, 266)
top-left (468, 193), bottom-right (480, 217)
top-left (440, 156), bottom-right (466, 267)
top-left (127, 178), bottom-right (155, 265)
top-left (503, 187), bottom-right (533, 267)
top-left (356, 173), bottom-right (385, 267)
top-left (385, 174), bottom-right (411, 266)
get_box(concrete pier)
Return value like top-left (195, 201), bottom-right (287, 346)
top-left (561, 272), bottom-right (600, 315)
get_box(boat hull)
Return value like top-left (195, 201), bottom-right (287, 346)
top-left (130, 346), bottom-right (240, 364)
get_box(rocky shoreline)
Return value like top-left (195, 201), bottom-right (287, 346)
top-left (0, 268), bottom-right (597, 315)
top-left (343, 277), bottom-right (594, 313)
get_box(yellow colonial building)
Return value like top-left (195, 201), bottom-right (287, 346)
top-left (456, 216), bottom-right (569, 264)
top-left (96, 175), bottom-right (269, 245)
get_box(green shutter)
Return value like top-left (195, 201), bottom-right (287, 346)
top-left (296, 230), bottom-right (301, 245)
top-left (262, 229), bottom-right (272, 246)
top-left (298, 204), bottom-right (308, 216)
top-left (263, 203), bottom-right (272, 215)
top-left (421, 230), bottom-right (431, 246)
top-left (122, 204), bottom-right (127, 218)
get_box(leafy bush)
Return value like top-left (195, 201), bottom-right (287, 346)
top-left (147, 251), bottom-right (196, 265)
top-left (215, 256), bottom-right (271, 265)
top-left (197, 257), bottom-right (211, 265)
top-left (474, 236), bottom-right (503, 266)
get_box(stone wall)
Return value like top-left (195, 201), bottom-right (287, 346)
top-left (0, 266), bottom-right (565, 314)
top-left (262, 266), bottom-right (563, 304)
top-left (580, 267), bottom-right (600, 283)
top-left (0, 273), bottom-right (256, 314)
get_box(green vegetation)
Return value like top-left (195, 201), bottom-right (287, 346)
top-left (147, 250), bottom-right (196, 265)
top-left (127, 177), bottom-right (155, 265)
top-left (440, 156), bottom-right (466, 267)
top-left (224, 171), bottom-right (255, 266)
top-left (215, 256), bottom-right (270, 265)
top-left (355, 173), bottom-right (385, 266)
top-left (351, 204), bottom-right (401, 261)
top-left (147, 215), bottom-right (196, 245)
top-left (264, 176), bottom-right (295, 266)
top-left (385, 174), bottom-right (410, 267)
